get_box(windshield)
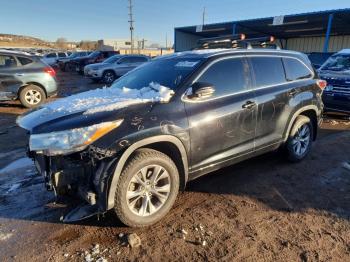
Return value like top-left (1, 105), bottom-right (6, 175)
top-left (110, 57), bottom-right (204, 90)
top-left (320, 54), bottom-right (350, 72)
top-left (87, 51), bottom-right (100, 58)
top-left (103, 55), bottom-right (122, 64)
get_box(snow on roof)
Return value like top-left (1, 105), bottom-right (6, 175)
top-left (44, 82), bottom-right (174, 115)
top-left (338, 49), bottom-right (350, 54)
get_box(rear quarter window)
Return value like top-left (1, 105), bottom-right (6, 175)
top-left (17, 56), bottom-right (33, 66)
top-left (250, 57), bottom-right (286, 87)
top-left (283, 58), bottom-right (312, 81)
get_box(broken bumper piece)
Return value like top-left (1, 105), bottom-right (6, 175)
top-left (63, 204), bottom-right (99, 223)
top-left (30, 148), bottom-right (119, 221)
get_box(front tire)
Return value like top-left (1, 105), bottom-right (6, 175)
top-left (286, 115), bottom-right (313, 162)
top-left (114, 149), bottom-right (179, 227)
top-left (19, 85), bottom-right (46, 108)
top-left (102, 70), bottom-right (116, 85)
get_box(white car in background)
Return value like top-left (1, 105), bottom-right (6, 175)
top-left (41, 52), bottom-right (70, 66)
top-left (84, 54), bottom-right (150, 84)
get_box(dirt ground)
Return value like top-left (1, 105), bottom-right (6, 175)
top-left (0, 72), bottom-right (349, 262)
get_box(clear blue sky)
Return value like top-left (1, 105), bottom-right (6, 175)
top-left (0, 0), bottom-right (349, 46)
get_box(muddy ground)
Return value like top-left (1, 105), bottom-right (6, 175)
top-left (0, 72), bottom-right (349, 262)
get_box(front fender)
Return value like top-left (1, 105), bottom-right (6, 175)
top-left (105, 135), bottom-right (188, 210)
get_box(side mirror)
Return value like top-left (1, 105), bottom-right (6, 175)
top-left (187, 82), bottom-right (215, 100)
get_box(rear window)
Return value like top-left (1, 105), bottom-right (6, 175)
top-left (17, 56), bottom-right (33, 66)
top-left (250, 57), bottom-right (286, 87)
top-left (283, 58), bottom-right (312, 81)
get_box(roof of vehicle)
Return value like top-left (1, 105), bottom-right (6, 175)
top-left (337, 49), bottom-right (350, 54)
top-left (160, 48), bottom-right (306, 59)
top-left (0, 49), bottom-right (33, 57)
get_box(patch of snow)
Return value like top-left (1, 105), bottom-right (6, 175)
top-left (0, 157), bottom-right (33, 174)
top-left (43, 82), bottom-right (174, 115)
top-left (0, 232), bottom-right (13, 241)
top-left (6, 183), bottom-right (21, 193)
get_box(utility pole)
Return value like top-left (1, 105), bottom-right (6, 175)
top-left (202, 7), bottom-right (206, 26)
top-left (128, 0), bottom-right (134, 54)
top-left (165, 33), bottom-right (168, 49)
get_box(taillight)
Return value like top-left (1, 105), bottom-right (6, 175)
top-left (44, 67), bottom-right (56, 77)
top-left (316, 79), bottom-right (327, 90)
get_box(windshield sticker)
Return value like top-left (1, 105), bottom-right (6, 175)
top-left (175, 61), bottom-right (199, 67)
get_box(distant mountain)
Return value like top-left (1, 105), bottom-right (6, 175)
top-left (0, 33), bottom-right (54, 48)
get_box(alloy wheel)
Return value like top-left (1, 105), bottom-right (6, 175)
top-left (104, 72), bottom-right (115, 84)
top-left (126, 165), bottom-right (171, 217)
top-left (24, 89), bottom-right (42, 105)
top-left (291, 124), bottom-right (311, 156)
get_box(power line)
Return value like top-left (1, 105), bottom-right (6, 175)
top-left (128, 0), bottom-right (134, 54)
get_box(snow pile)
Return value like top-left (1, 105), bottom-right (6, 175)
top-left (44, 82), bottom-right (174, 115)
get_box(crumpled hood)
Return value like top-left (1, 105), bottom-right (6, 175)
top-left (17, 82), bottom-right (174, 134)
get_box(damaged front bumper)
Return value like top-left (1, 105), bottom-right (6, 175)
top-left (29, 147), bottom-right (118, 222)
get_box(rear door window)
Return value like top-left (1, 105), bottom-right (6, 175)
top-left (58, 52), bottom-right (67, 57)
top-left (196, 58), bottom-right (248, 97)
top-left (283, 58), bottom-right (312, 81)
top-left (250, 56), bottom-right (286, 87)
top-left (0, 55), bottom-right (17, 68)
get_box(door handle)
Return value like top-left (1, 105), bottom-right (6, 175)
top-left (242, 100), bottom-right (256, 109)
top-left (288, 88), bottom-right (298, 97)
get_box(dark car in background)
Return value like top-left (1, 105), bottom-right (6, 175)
top-left (17, 49), bottom-right (324, 227)
top-left (318, 49), bottom-right (350, 114)
top-left (57, 51), bottom-right (91, 72)
top-left (0, 50), bottom-right (57, 108)
top-left (70, 50), bottom-right (119, 74)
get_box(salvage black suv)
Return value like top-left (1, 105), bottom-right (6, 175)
top-left (17, 49), bottom-right (324, 227)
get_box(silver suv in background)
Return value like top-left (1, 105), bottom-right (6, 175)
top-left (41, 51), bottom-right (70, 66)
top-left (84, 54), bottom-right (150, 84)
top-left (0, 50), bottom-right (57, 108)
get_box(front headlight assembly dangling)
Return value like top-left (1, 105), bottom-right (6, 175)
top-left (29, 120), bottom-right (123, 155)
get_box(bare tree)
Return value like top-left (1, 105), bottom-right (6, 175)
top-left (56, 37), bottom-right (68, 49)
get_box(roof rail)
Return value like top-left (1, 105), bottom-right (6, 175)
top-left (197, 35), bottom-right (281, 50)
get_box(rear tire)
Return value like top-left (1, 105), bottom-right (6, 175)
top-left (114, 149), bottom-right (179, 227)
top-left (286, 115), bottom-right (313, 162)
top-left (19, 85), bottom-right (46, 108)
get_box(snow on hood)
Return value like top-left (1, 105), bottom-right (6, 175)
top-left (45, 82), bottom-right (174, 115)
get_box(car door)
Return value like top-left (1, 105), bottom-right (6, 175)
top-left (248, 55), bottom-right (295, 150)
top-left (0, 54), bottom-right (23, 100)
top-left (184, 56), bottom-right (257, 174)
top-left (115, 57), bottom-right (133, 75)
top-left (43, 52), bottom-right (57, 65)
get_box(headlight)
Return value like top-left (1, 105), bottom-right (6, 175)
top-left (29, 120), bottom-right (123, 156)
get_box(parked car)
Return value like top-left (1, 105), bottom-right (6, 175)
top-left (71, 50), bottom-right (119, 74)
top-left (84, 54), bottom-right (150, 84)
top-left (17, 49), bottom-right (324, 227)
top-left (318, 49), bottom-right (350, 114)
top-left (306, 52), bottom-right (334, 69)
top-left (41, 52), bottom-right (70, 66)
top-left (0, 50), bottom-right (57, 108)
top-left (57, 51), bottom-right (91, 72)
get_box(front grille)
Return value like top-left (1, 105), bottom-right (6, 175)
top-left (332, 86), bottom-right (350, 95)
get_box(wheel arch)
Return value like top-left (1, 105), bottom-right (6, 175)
top-left (107, 135), bottom-right (189, 210)
top-left (283, 105), bottom-right (320, 142)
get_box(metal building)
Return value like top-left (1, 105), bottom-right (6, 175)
top-left (174, 8), bottom-right (350, 53)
